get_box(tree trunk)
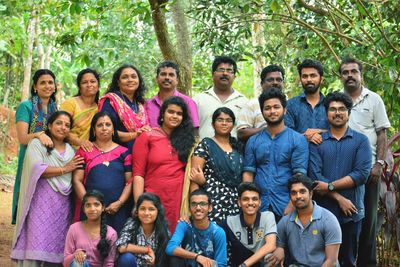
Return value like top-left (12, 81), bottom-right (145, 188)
top-left (21, 11), bottom-right (37, 100)
top-left (2, 54), bottom-right (13, 106)
top-left (148, 0), bottom-right (192, 95)
top-left (252, 12), bottom-right (266, 97)
top-left (44, 27), bottom-right (55, 69)
top-left (36, 17), bottom-right (45, 69)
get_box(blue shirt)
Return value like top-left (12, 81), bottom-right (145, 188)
top-left (308, 127), bottom-right (372, 223)
top-left (243, 127), bottom-right (308, 216)
top-left (165, 221), bottom-right (227, 267)
top-left (277, 202), bottom-right (342, 267)
top-left (284, 93), bottom-right (329, 133)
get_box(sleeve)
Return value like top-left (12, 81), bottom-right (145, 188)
top-left (372, 95), bottom-right (391, 130)
top-left (122, 149), bottom-right (132, 172)
top-left (60, 98), bottom-right (76, 116)
top-left (264, 212), bottom-right (277, 236)
top-left (115, 217), bottom-right (135, 248)
top-left (284, 101), bottom-right (296, 130)
top-left (243, 137), bottom-right (257, 173)
top-left (165, 221), bottom-right (188, 256)
top-left (15, 101), bottom-right (32, 123)
top-left (63, 225), bottom-right (77, 267)
top-left (291, 134), bottom-right (308, 174)
top-left (193, 138), bottom-right (209, 159)
top-left (99, 99), bottom-right (119, 127)
top-left (213, 227), bottom-right (228, 267)
top-left (187, 98), bottom-right (200, 128)
top-left (132, 133), bottom-right (150, 177)
top-left (236, 102), bottom-right (253, 129)
top-left (75, 148), bottom-right (87, 170)
top-left (323, 211), bottom-right (342, 246)
top-left (347, 135), bottom-right (372, 186)
top-left (308, 143), bottom-right (330, 182)
top-left (104, 227), bottom-right (118, 267)
top-left (276, 217), bottom-right (287, 248)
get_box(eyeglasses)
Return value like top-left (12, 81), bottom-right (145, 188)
top-left (215, 68), bottom-right (235, 74)
top-left (215, 118), bottom-right (234, 123)
top-left (190, 201), bottom-right (209, 208)
top-left (264, 77), bottom-right (283, 83)
top-left (328, 107), bottom-right (348, 113)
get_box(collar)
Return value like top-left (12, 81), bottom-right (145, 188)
top-left (264, 126), bottom-right (288, 138)
top-left (299, 92), bottom-right (325, 105)
top-left (205, 87), bottom-right (244, 102)
top-left (138, 225), bottom-right (155, 239)
top-left (151, 89), bottom-right (179, 106)
top-left (324, 126), bottom-right (354, 141)
top-left (239, 210), bottom-right (261, 228)
top-left (289, 201), bottom-right (322, 223)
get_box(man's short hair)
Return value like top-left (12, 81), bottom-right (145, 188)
top-left (258, 87), bottom-right (287, 110)
top-left (238, 182), bottom-right (261, 198)
top-left (189, 188), bottom-right (211, 204)
top-left (339, 56), bottom-right (363, 74)
top-left (212, 56), bottom-right (237, 74)
top-left (323, 91), bottom-right (353, 114)
top-left (287, 173), bottom-right (315, 192)
top-left (297, 59), bottom-right (324, 76)
top-left (156, 60), bottom-right (180, 78)
top-left (260, 64), bottom-right (285, 82)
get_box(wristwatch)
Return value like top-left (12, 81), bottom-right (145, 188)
top-left (376, 160), bottom-right (385, 166)
top-left (328, 182), bottom-right (335, 191)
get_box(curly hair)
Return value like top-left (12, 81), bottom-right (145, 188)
top-left (44, 111), bottom-right (73, 154)
top-left (106, 64), bottom-right (147, 104)
top-left (75, 68), bottom-right (101, 103)
top-left (89, 111), bottom-right (120, 143)
top-left (258, 87), bottom-right (287, 111)
top-left (260, 64), bottom-right (285, 82)
top-left (81, 190), bottom-right (111, 259)
top-left (323, 91), bottom-right (353, 115)
top-left (211, 107), bottom-right (243, 153)
top-left (156, 61), bottom-right (180, 78)
top-left (132, 193), bottom-right (169, 266)
top-left (30, 69), bottom-right (57, 101)
top-left (297, 59), bottom-right (324, 76)
top-left (212, 56), bottom-right (237, 74)
top-left (157, 96), bottom-right (195, 163)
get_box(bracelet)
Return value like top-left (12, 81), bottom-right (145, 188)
top-left (60, 167), bottom-right (64, 175)
top-left (194, 254), bottom-right (200, 262)
top-left (37, 131), bottom-right (45, 137)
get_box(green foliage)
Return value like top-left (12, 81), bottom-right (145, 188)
top-left (0, 154), bottom-right (18, 175)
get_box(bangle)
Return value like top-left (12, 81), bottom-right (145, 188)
top-left (37, 131), bottom-right (45, 137)
top-left (194, 254), bottom-right (200, 262)
top-left (60, 167), bottom-right (64, 175)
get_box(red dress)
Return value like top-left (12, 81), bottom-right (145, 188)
top-left (133, 128), bottom-right (186, 232)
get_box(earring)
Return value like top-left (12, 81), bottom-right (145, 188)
top-left (161, 118), bottom-right (164, 122)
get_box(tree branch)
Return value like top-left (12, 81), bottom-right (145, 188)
top-left (297, 0), bottom-right (328, 16)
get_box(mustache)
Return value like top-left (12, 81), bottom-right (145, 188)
top-left (220, 76), bottom-right (229, 80)
top-left (346, 78), bottom-right (356, 83)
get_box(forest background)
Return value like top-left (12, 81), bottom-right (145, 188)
top-left (0, 0), bottom-right (399, 265)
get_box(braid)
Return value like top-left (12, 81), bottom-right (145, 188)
top-left (96, 212), bottom-right (111, 259)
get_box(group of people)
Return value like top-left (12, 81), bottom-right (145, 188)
top-left (9, 55), bottom-right (389, 267)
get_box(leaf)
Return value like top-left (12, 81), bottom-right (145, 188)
top-left (270, 0), bottom-right (280, 12)
top-left (384, 191), bottom-right (396, 223)
top-left (98, 57), bottom-right (104, 68)
top-left (397, 218), bottom-right (400, 251)
top-left (376, 209), bottom-right (385, 234)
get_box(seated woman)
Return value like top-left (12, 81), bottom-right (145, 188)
top-left (61, 68), bottom-right (100, 150)
top-left (190, 107), bottom-right (243, 223)
top-left (11, 111), bottom-right (84, 266)
top-left (116, 193), bottom-right (169, 267)
top-left (73, 111), bottom-right (132, 233)
top-left (64, 190), bottom-right (117, 267)
top-left (133, 96), bottom-right (196, 232)
top-left (99, 64), bottom-right (150, 151)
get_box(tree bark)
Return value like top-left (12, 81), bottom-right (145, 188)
top-left (252, 20), bottom-right (266, 97)
top-left (21, 11), bottom-right (37, 100)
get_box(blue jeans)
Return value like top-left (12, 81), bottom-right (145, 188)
top-left (339, 220), bottom-right (362, 267)
top-left (117, 253), bottom-right (138, 267)
top-left (70, 260), bottom-right (90, 267)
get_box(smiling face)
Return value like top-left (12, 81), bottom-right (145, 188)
top-left (162, 104), bottom-right (183, 130)
top-left (48, 114), bottom-right (71, 141)
top-left (212, 63), bottom-right (235, 89)
top-left (190, 194), bottom-right (212, 221)
top-left (262, 98), bottom-right (285, 126)
top-left (83, 196), bottom-right (104, 222)
top-left (137, 200), bottom-right (158, 226)
top-left (238, 190), bottom-right (261, 216)
top-left (93, 115), bottom-right (114, 142)
top-left (300, 67), bottom-right (323, 95)
top-left (34, 74), bottom-right (56, 100)
top-left (156, 67), bottom-right (178, 92)
top-left (212, 112), bottom-right (234, 136)
top-left (118, 67), bottom-right (139, 97)
top-left (79, 73), bottom-right (99, 98)
top-left (290, 182), bottom-right (312, 210)
top-left (327, 101), bottom-right (349, 129)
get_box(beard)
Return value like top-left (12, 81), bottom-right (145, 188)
top-left (265, 113), bottom-right (284, 126)
top-left (302, 82), bottom-right (320, 94)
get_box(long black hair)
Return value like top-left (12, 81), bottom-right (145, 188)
top-left (133, 193), bottom-right (169, 266)
top-left (81, 190), bottom-right (111, 259)
top-left (89, 111), bottom-right (120, 143)
top-left (106, 64), bottom-right (147, 104)
top-left (211, 107), bottom-right (243, 153)
top-left (157, 96), bottom-right (195, 162)
top-left (75, 68), bottom-right (100, 103)
top-left (44, 111), bottom-right (73, 154)
top-left (30, 69), bottom-right (57, 101)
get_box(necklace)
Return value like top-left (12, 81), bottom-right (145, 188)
top-left (93, 142), bottom-right (116, 167)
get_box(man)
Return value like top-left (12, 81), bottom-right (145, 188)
top-left (237, 64), bottom-right (285, 142)
top-left (339, 57), bottom-right (391, 267)
top-left (243, 88), bottom-right (308, 222)
top-left (284, 59), bottom-right (328, 144)
top-left (309, 91), bottom-right (372, 267)
top-left (145, 60), bottom-right (199, 129)
top-left (267, 174), bottom-right (341, 267)
top-left (194, 56), bottom-right (248, 139)
top-left (220, 182), bottom-right (277, 267)
top-left (166, 189), bottom-right (227, 267)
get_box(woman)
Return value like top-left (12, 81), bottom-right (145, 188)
top-left (98, 64), bottom-right (150, 151)
top-left (61, 68), bottom-right (100, 150)
top-left (64, 190), bottom-right (117, 267)
top-left (116, 193), bottom-right (169, 267)
top-left (190, 107), bottom-right (243, 223)
top-left (12, 69), bottom-right (58, 224)
top-left (11, 111), bottom-right (84, 266)
top-left (73, 111), bottom-right (132, 233)
top-left (133, 96), bottom-right (196, 232)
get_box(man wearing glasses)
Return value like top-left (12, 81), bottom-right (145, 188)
top-left (309, 91), bottom-right (372, 267)
top-left (194, 56), bottom-right (247, 139)
top-left (166, 189), bottom-right (227, 266)
top-left (284, 59), bottom-right (329, 145)
top-left (237, 64), bottom-right (285, 142)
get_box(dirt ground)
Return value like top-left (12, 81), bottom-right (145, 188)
top-left (0, 190), bottom-right (15, 267)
